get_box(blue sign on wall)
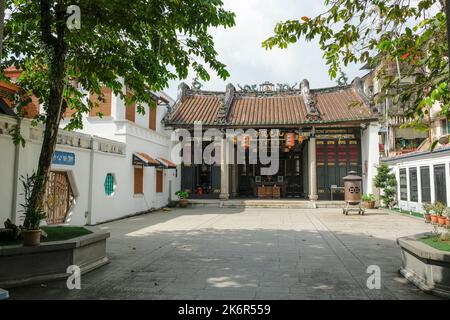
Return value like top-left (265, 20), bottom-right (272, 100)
top-left (52, 151), bottom-right (75, 166)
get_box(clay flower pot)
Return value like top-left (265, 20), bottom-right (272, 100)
top-left (424, 213), bottom-right (432, 223)
top-left (438, 216), bottom-right (448, 226)
top-left (446, 219), bottom-right (450, 228)
top-left (179, 199), bottom-right (189, 208)
top-left (22, 229), bottom-right (41, 247)
top-left (430, 215), bottom-right (439, 224)
top-left (364, 201), bottom-right (375, 209)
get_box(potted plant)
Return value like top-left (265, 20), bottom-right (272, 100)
top-left (361, 193), bottom-right (376, 209)
top-left (446, 208), bottom-right (450, 228)
top-left (422, 202), bottom-right (433, 223)
top-left (175, 190), bottom-right (190, 208)
top-left (20, 174), bottom-right (47, 246)
top-left (433, 202), bottom-right (447, 226)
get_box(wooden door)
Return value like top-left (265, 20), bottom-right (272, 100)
top-left (44, 171), bottom-right (74, 225)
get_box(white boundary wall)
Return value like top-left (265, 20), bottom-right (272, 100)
top-left (361, 122), bottom-right (380, 197)
top-left (0, 114), bottom-right (180, 226)
top-left (383, 149), bottom-right (450, 213)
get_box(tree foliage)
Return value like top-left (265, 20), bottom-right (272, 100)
top-left (3, 0), bottom-right (235, 128)
top-left (1, 0), bottom-right (235, 215)
top-left (263, 0), bottom-right (449, 126)
top-left (374, 164), bottom-right (397, 208)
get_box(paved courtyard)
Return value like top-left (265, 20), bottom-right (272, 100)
top-left (9, 207), bottom-right (440, 300)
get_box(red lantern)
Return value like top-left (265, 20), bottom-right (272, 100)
top-left (242, 135), bottom-right (251, 149)
top-left (285, 133), bottom-right (296, 148)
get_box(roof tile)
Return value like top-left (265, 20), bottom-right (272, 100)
top-left (165, 85), bottom-right (375, 127)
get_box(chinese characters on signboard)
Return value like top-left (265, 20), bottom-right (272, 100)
top-left (52, 151), bottom-right (75, 166)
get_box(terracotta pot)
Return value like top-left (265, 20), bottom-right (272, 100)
top-left (22, 229), bottom-right (41, 247)
top-left (430, 215), bottom-right (439, 223)
top-left (438, 216), bottom-right (447, 226)
top-left (424, 213), bottom-right (432, 223)
top-left (179, 199), bottom-right (188, 208)
top-left (446, 219), bottom-right (450, 228)
top-left (364, 201), bottom-right (375, 209)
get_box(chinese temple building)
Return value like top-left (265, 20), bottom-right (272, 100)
top-left (164, 79), bottom-right (380, 201)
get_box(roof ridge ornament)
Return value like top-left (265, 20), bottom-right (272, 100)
top-left (276, 83), bottom-right (298, 91)
top-left (337, 70), bottom-right (348, 86)
top-left (177, 82), bottom-right (189, 100)
top-left (301, 79), bottom-right (321, 120)
top-left (237, 84), bottom-right (258, 92)
top-left (214, 83), bottom-right (235, 125)
top-left (237, 82), bottom-right (299, 93)
top-left (353, 77), bottom-right (377, 113)
top-left (191, 77), bottom-right (203, 90)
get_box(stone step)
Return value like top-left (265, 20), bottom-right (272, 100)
top-left (188, 199), bottom-right (347, 209)
top-left (225, 200), bottom-right (312, 209)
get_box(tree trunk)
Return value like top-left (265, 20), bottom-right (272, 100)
top-left (27, 0), bottom-right (67, 216)
top-left (0, 0), bottom-right (5, 64)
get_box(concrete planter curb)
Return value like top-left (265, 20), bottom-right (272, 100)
top-left (0, 229), bottom-right (110, 288)
top-left (397, 233), bottom-right (450, 299)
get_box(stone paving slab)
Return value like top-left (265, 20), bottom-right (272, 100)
top-left (7, 207), bottom-right (443, 300)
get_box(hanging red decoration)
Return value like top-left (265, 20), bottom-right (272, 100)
top-left (242, 135), bottom-right (251, 149)
top-left (285, 133), bottom-right (296, 148)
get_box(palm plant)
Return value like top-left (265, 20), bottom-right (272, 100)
top-left (20, 173), bottom-right (47, 230)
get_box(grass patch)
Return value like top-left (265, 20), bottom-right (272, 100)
top-left (420, 237), bottom-right (450, 252)
top-left (0, 226), bottom-right (92, 246)
top-left (390, 207), bottom-right (424, 218)
top-left (41, 226), bottom-right (92, 241)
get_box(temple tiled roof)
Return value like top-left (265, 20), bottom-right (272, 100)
top-left (164, 79), bottom-right (377, 127)
top-left (168, 93), bottom-right (223, 125)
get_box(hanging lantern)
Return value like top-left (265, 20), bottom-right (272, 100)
top-left (298, 135), bottom-right (305, 144)
top-left (242, 135), bottom-right (251, 149)
top-left (285, 133), bottom-right (296, 148)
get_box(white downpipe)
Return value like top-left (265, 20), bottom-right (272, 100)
top-left (87, 137), bottom-right (95, 225)
top-left (10, 117), bottom-right (20, 224)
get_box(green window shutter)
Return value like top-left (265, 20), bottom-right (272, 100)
top-left (104, 173), bottom-right (115, 196)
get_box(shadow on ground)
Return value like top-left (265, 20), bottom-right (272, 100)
top-left (7, 208), bottom-right (441, 300)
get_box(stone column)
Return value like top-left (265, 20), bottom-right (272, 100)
top-left (308, 136), bottom-right (318, 201)
top-left (231, 144), bottom-right (238, 198)
top-left (220, 138), bottom-right (229, 200)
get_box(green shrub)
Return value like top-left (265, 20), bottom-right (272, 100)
top-left (422, 202), bottom-right (434, 214)
top-left (362, 193), bottom-right (376, 202)
top-left (373, 164), bottom-right (397, 208)
top-left (175, 190), bottom-right (189, 200)
top-left (432, 202), bottom-right (446, 216)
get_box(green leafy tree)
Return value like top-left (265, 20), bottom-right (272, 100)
top-left (2, 0), bottom-right (235, 216)
top-left (374, 164), bottom-right (397, 208)
top-left (263, 0), bottom-right (449, 136)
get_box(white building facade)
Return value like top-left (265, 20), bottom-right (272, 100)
top-left (0, 81), bottom-right (181, 226)
top-left (382, 148), bottom-right (450, 214)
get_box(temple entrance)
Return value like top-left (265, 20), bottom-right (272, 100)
top-left (236, 140), bottom-right (307, 199)
top-left (180, 128), bottom-right (362, 201)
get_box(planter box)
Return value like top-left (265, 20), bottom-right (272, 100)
top-left (0, 230), bottom-right (110, 288)
top-left (397, 233), bottom-right (450, 299)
